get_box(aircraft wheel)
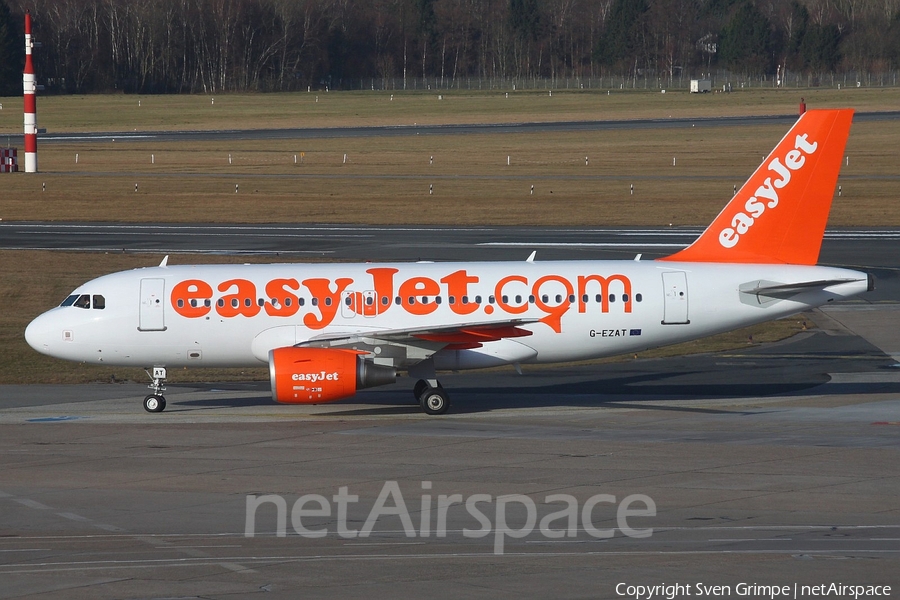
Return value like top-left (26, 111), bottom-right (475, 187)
top-left (143, 394), bottom-right (166, 413)
top-left (419, 388), bottom-right (450, 416)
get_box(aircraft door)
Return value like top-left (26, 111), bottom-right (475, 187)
top-left (139, 278), bottom-right (167, 331)
top-left (362, 291), bottom-right (377, 317)
top-left (661, 271), bottom-right (690, 325)
top-left (341, 291), bottom-right (359, 318)
top-left (341, 291), bottom-right (377, 318)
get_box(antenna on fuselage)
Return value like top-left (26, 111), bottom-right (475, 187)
top-left (159, 255), bottom-right (169, 267)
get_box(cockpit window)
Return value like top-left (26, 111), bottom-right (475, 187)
top-left (92, 295), bottom-right (105, 310)
top-left (60, 294), bottom-right (79, 307)
top-left (73, 294), bottom-right (91, 309)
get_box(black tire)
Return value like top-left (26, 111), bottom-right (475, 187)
top-left (413, 379), bottom-right (429, 401)
top-left (143, 394), bottom-right (166, 413)
top-left (419, 388), bottom-right (450, 416)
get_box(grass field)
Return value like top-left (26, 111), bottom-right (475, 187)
top-left (0, 88), bottom-right (894, 385)
top-left (1, 88), bottom-right (896, 226)
top-left (0, 120), bottom-right (897, 226)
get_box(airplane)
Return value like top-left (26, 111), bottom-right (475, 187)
top-left (25, 109), bottom-right (871, 415)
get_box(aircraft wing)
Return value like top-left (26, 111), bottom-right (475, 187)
top-left (302, 318), bottom-right (537, 348)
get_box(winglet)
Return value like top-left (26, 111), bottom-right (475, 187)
top-left (660, 109), bottom-right (854, 265)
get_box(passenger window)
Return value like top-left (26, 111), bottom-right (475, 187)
top-left (636, 293), bottom-right (643, 302)
top-left (73, 294), bottom-right (91, 309)
top-left (61, 294), bottom-right (78, 307)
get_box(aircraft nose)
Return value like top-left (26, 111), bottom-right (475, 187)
top-left (25, 311), bottom-right (57, 356)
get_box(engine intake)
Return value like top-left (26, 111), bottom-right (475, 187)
top-left (269, 347), bottom-right (396, 404)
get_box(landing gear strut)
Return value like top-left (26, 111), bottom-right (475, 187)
top-left (410, 360), bottom-right (450, 415)
top-left (143, 367), bottom-right (167, 413)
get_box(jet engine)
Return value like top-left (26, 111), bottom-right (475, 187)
top-left (268, 347), bottom-right (396, 404)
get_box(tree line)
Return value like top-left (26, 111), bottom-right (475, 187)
top-left (1, 0), bottom-right (900, 95)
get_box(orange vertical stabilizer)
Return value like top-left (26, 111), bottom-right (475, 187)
top-left (660, 109), bottom-right (854, 265)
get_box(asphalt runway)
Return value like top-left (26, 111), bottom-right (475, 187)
top-left (3, 222), bottom-right (900, 302)
top-left (2, 222), bottom-right (900, 596)
top-left (6, 110), bottom-right (895, 144)
top-left (1, 310), bottom-right (899, 598)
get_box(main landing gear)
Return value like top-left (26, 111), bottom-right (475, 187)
top-left (143, 367), bottom-right (167, 413)
top-left (413, 379), bottom-right (449, 416)
top-left (410, 359), bottom-right (450, 415)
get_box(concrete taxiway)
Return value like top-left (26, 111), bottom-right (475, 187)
top-left (1, 303), bottom-right (899, 598)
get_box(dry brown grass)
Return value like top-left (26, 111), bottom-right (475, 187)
top-left (0, 120), bottom-right (897, 226)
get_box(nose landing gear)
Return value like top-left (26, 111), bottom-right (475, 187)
top-left (143, 367), bottom-right (167, 413)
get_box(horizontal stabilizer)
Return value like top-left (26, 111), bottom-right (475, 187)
top-left (739, 278), bottom-right (864, 305)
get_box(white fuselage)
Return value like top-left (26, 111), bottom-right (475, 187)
top-left (25, 260), bottom-right (869, 371)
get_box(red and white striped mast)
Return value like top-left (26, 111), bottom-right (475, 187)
top-left (23, 10), bottom-right (37, 173)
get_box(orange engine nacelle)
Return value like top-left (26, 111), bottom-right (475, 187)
top-left (269, 347), bottom-right (396, 404)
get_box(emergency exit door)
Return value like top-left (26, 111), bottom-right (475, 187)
top-left (661, 271), bottom-right (690, 324)
top-left (139, 278), bottom-right (166, 331)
